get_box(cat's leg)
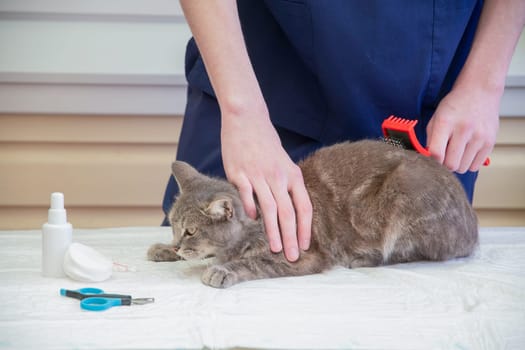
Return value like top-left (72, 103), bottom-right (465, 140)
top-left (201, 264), bottom-right (239, 288)
top-left (147, 243), bottom-right (183, 262)
top-left (202, 255), bottom-right (325, 288)
top-left (348, 249), bottom-right (384, 268)
top-left (349, 256), bottom-right (382, 268)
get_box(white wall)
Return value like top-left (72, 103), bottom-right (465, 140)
top-left (508, 31), bottom-right (525, 75)
top-left (0, 0), bottom-right (190, 114)
top-left (504, 32), bottom-right (525, 117)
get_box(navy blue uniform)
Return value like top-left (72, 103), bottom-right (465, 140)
top-left (163, 0), bottom-right (483, 224)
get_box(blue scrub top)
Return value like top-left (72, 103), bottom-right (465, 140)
top-left (163, 0), bottom-right (483, 223)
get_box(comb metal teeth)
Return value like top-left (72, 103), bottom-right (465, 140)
top-left (381, 136), bottom-right (406, 149)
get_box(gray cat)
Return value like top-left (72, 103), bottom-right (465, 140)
top-left (148, 140), bottom-right (478, 288)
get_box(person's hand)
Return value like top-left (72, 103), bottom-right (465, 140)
top-left (426, 84), bottom-right (500, 173)
top-left (221, 104), bottom-right (312, 262)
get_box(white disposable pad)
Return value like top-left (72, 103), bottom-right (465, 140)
top-left (0, 227), bottom-right (524, 349)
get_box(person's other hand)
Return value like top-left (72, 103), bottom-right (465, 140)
top-left (426, 85), bottom-right (500, 173)
top-left (221, 104), bottom-right (312, 262)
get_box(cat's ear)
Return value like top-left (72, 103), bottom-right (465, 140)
top-left (171, 161), bottom-right (201, 192)
top-left (205, 194), bottom-right (234, 221)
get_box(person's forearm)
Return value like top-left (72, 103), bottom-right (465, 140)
top-left (454, 0), bottom-right (525, 94)
top-left (179, 0), bottom-right (268, 117)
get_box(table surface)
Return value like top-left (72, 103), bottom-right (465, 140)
top-left (0, 226), bottom-right (524, 350)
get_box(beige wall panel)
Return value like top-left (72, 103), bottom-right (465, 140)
top-left (476, 209), bottom-right (525, 227)
top-left (0, 114), bottom-right (182, 144)
top-left (496, 117), bottom-right (525, 145)
top-left (473, 117), bottom-right (525, 225)
top-left (0, 206), bottom-right (165, 230)
top-left (0, 142), bottom-right (177, 206)
top-left (0, 114), bottom-right (182, 229)
top-left (0, 114), bottom-right (524, 229)
top-left (474, 145), bottom-right (525, 209)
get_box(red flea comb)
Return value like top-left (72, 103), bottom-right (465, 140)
top-left (381, 115), bottom-right (490, 166)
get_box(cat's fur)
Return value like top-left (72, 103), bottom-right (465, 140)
top-left (148, 140), bottom-right (478, 288)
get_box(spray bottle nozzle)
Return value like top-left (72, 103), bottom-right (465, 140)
top-left (48, 192), bottom-right (67, 225)
top-left (50, 192), bottom-right (64, 209)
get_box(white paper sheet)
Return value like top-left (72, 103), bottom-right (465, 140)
top-left (0, 227), bottom-right (524, 349)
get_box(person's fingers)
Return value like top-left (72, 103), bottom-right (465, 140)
top-left (234, 175), bottom-right (258, 220)
top-left (266, 166), bottom-right (299, 262)
top-left (468, 147), bottom-right (492, 171)
top-left (271, 181), bottom-right (299, 262)
top-left (457, 129), bottom-right (489, 173)
top-left (456, 141), bottom-right (479, 174)
top-left (288, 167), bottom-right (312, 251)
top-left (252, 180), bottom-right (282, 253)
top-left (469, 139), bottom-right (493, 172)
top-left (443, 130), bottom-right (469, 172)
top-left (426, 118), bottom-right (450, 165)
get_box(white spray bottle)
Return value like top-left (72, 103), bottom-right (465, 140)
top-left (42, 192), bottom-right (73, 277)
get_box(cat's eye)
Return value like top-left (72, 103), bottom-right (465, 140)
top-left (184, 227), bottom-right (197, 236)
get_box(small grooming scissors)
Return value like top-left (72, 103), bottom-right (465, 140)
top-left (60, 287), bottom-right (155, 311)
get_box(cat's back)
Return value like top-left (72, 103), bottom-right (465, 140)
top-left (299, 139), bottom-right (456, 191)
top-left (299, 139), bottom-right (475, 210)
top-left (300, 140), bottom-right (431, 189)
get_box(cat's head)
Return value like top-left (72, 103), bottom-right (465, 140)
top-left (168, 161), bottom-right (248, 260)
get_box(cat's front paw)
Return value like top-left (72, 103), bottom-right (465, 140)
top-left (201, 265), bottom-right (238, 288)
top-left (147, 243), bottom-right (182, 262)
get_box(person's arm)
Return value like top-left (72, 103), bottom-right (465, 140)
top-left (427, 0), bottom-right (525, 173)
top-left (179, 0), bottom-right (312, 261)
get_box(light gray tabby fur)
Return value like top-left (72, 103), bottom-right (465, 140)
top-left (148, 140), bottom-right (478, 288)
